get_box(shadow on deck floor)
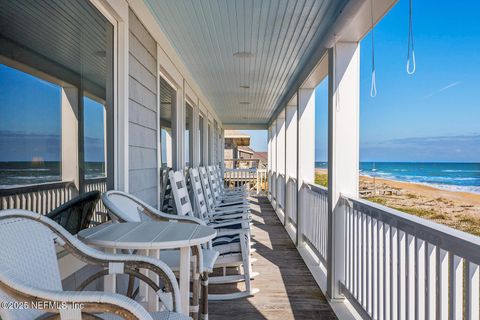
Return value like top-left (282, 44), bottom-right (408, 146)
top-left (209, 196), bottom-right (337, 320)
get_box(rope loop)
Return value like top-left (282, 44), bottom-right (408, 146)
top-left (370, 0), bottom-right (377, 97)
top-left (407, 0), bottom-right (416, 74)
top-left (370, 70), bottom-right (377, 98)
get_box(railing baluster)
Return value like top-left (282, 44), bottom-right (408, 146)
top-left (438, 248), bottom-right (449, 320)
top-left (467, 262), bottom-right (479, 320)
top-left (407, 234), bottom-right (415, 319)
top-left (426, 243), bottom-right (436, 319)
top-left (391, 227), bottom-right (398, 320)
top-left (415, 238), bottom-right (426, 319)
top-left (450, 255), bottom-right (463, 319)
top-left (384, 223), bottom-right (391, 320)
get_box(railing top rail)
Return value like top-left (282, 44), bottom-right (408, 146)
top-left (84, 177), bottom-right (108, 184)
top-left (225, 168), bottom-right (257, 172)
top-left (0, 181), bottom-right (75, 197)
top-left (303, 182), bottom-right (328, 195)
top-left (224, 158), bottom-right (261, 162)
top-left (342, 194), bottom-right (480, 264)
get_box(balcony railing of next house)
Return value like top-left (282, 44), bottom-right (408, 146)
top-left (224, 168), bottom-right (268, 195)
top-left (0, 177), bottom-right (109, 225)
top-left (268, 170), bottom-right (480, 320)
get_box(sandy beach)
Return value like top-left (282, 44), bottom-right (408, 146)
top-left (315, 168), bottom-right (480, 236)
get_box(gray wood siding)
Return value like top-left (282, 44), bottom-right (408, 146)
top-left (129, 9), bottom-right (158, 206)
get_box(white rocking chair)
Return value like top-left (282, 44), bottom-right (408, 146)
top-left (169, 170), bottom-right (258, 300)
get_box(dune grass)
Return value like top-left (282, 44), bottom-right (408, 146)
top-left (315, 173), bottom-right (480, 236)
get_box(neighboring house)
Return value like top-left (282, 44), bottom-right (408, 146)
top-left (224, 131), bottom-right (267, 169)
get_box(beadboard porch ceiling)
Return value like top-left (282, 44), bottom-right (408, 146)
top-left (145, 0), bottom-right (349, 126)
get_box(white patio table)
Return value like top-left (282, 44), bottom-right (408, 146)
top-left (78, 221), bottom-right (216, 316)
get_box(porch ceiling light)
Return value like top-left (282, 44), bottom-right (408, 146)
top-left (239, 101), bottom-right (250, 105)
top-left (240, 85), bottom-right (250, 89)
top-left (233, 51), bottom-right (253, 58)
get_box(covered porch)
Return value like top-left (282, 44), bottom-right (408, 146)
top-left (209, 196), bottom-right (337, 320)
top-left (1, 0), bottom-right (479, 319)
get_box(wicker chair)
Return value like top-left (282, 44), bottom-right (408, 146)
top-left (46, 191), bottom-right (101, 235)
top-left (0, 209), bottom-right (188, 320)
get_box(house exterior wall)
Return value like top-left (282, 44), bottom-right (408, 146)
top-left (128, 9), bottom-right (158, 206)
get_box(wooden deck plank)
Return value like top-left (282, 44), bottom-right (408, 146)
top-left (209, 196), bottom-right (337, 320)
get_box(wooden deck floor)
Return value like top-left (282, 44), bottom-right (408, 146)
top-left (209, 196), bottom-right (337, 320)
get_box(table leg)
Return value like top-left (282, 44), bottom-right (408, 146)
top-left (138, 249), bottom-right (149, 307)
top-left (148, 249), bottom-right (160, 311)
top-left (104, 248), bottom-right (116, 293)
top-left (179, 247), bottom-right (191, 315)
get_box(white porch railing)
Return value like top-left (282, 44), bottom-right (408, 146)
top-left (85, 177), bottom-right (109, 224)
top-left (0, 178), bottom-right (109, 224)
top-left (224, 168), bottom-right (268, 195)
top-left (268, 173), bottom-right (480, 320)
top-left (299, 183), bottom-right (329, 266)
top-left (341, 195), bottom-right (480, 320)
top-left (0, 181), bottom-right (76, 214)
top-left (285, 177), bottom-right (297, 226)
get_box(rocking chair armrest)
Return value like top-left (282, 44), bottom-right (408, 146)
top-left (208, 212), bottom-right (250, 221)
top-left (208, 218), bottom-right (250, 229)
top-left (140, 206), bottom-right (205, 225)
top-left (213, 206), bottom-right (250, 214)
top-left (216, 228), bottom-right (250, 237)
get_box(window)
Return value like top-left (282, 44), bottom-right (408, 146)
top-left (185, 102), bottom-right (194, 167)
top-left (160, 77), bottom-right (175, 168)
top-left (84, 96), bottom-right (106, 179)
top-left (0, 1), bottom-right (114, 192)
top-left (0, 65), bottom-right (61, 187)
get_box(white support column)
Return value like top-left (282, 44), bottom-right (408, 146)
top-left (297, 87), bottom-right (315, 245)
top-left (271, 119), bottom-right (277, 209)
top-left (113, 0), bottom-right (129, 192)
top-left (201, 114), bottom-right (208, 166)
top-left (220, 128), bottom-right (225, 169)
top-left (267, 125), bottom-right (272, 200)
top-left (326, 42), bottom-right (360, 300)
top-left (173, 81), bottom-right (185, 170)
top-left (192, 104), bottom-right (200, 167)
top-left (285, 103), bottom-right (298, 227)
top-left (61, 86), bottom-right (79, 192)
top-left (276, 111), bottom-right (286, 220)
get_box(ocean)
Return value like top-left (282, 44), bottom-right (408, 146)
top-left (0, 161), bottom-right (106, 188)
top-left (315, 162), bottom-right (480, 194)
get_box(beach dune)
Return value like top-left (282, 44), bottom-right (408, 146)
top-left (315, 168), bottom-right (480, 236)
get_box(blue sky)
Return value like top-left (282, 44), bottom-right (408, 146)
top-left (317, 0), bottom-right (480, 162)
top-left (2, 0), bottom-right (480, 163)
top-left (247, 1), bottom-right (480, 161)
top-left (0, 65), bottom-right (105, 162)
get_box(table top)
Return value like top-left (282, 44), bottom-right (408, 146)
top-left (78, 221), bottom-right (216, 250)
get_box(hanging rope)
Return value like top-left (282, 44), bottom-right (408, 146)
top-left (370, 0), bottom-right (377, 97)
top-left (334, 35), bottom-right (341, 111)
top-left (406, 0), bottom-right (416, 74)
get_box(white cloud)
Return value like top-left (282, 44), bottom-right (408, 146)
top-left (424, 81), bottom-right (461, 98)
